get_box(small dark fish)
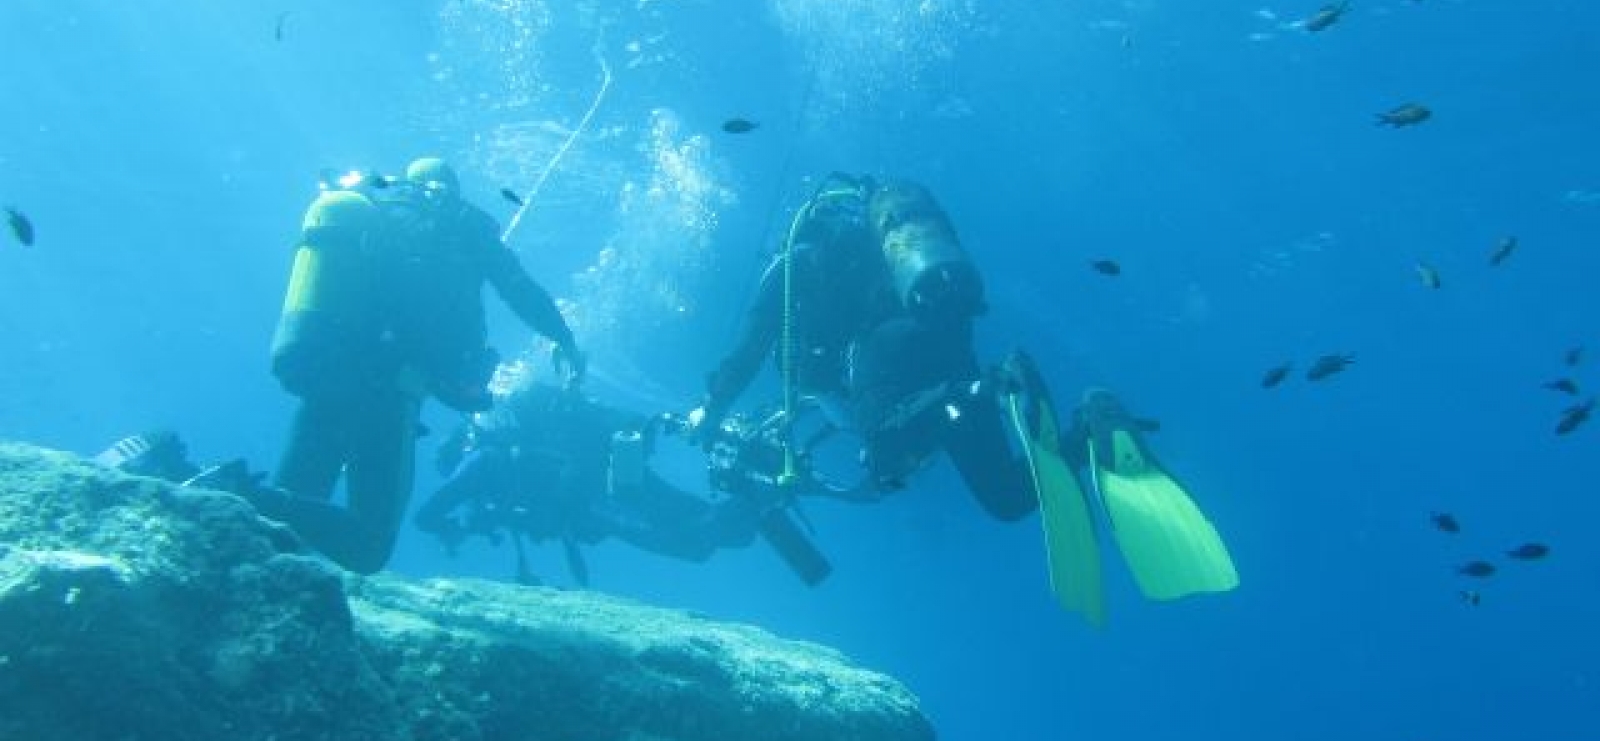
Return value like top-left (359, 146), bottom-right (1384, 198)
top-left (1305, 353), bottom-right (1355, 381)
top-left (1376, 103), bottom-right (1432, 128)
top-left (1430, 511), bottom-right (1460, 534)
top-left (1089, 259), bottom-right (1121, 276)
top-left (721, 118), bottom-right (759, 134)
top-left (1457, 560), bottom-right (1496, 578)
top-left (499, 188), bottom-right (525, 207)
top-left (362, 172), bottom-right (391, 189)
top-left (1458, 590), bottom-right (1481, 607)
top-left (1543, 378), bottom-right (1580, 396)
top-left (1260, 363), bottom-right (1293, 389)
top-left (1556, 398), bottom-right (1594, 435)
top-left (1505, 543), bottom-right (1549, 561)
top-left (5, 207), bottom-right (33, 246)
top-left (1415, 261), bottom-right (1441, 289)
top-left (1304, 1), bottom-right (1350, 32)
top-left (1565, 346), bottom-right (1584, 367)
top-left (274, 11), bottom-right (293, 42)
top-left (1488, 236), bottom-right (1517, 266)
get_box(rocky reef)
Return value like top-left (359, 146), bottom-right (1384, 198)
top-left (0, 442), bottom-right (934, 741)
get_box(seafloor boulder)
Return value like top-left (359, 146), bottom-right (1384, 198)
top-left (0, 442), bottom-right (934, 741)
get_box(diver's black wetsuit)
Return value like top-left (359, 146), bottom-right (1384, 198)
top-left (416, 382), bottom-right (762, 574)
top-left (703, 239), bottom-right (899, 424)
top-left (266, 162), bottom-right (581, 575)
top-left (848, 317), bottom-right (1036, 520)
top-left (700, 175), bottom-right (1037, 521)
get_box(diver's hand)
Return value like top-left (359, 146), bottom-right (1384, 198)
top-left (683, 406), bottom-right (716, 451)
top-left (551, 343), bottom-right (587, 391)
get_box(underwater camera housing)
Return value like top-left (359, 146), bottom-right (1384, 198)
top-left (705, 410), bottom-right (801, 506)
top-left (659, 410), bottom-right (833, 585)
top-left (703, 410), bottom-right (832, 585)
top-left (655, 408), bottom-right (811, 503)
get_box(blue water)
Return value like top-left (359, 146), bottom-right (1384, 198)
top-left (3, 1), bottom-right (1598, 739)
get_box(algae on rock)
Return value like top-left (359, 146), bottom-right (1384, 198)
top-left (0, 441), bottom-right (934, 741)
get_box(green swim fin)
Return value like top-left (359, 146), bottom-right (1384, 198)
top-left (1088, 430), bottom-right (1238, 601)
top-left (1005, 377), bottom-right (1105, 627)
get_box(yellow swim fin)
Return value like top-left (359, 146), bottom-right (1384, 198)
top-left (1006, 387), bottom-right (1106, 627)
top-left (1088, 430), bottom-right (1238, 601)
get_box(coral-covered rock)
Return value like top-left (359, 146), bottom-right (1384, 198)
top-left (0, 442), bottom-right (933, 741)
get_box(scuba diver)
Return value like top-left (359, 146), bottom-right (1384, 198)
top-left (416, 370), bottom-right (832, 586)
top-left (687, 174), bottom-right (1038, 519)
top-left (259, 157), bottom-right (586, 574)
top-left (687, 173), bottom-right (1240, 626)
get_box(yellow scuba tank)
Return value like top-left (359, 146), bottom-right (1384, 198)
top-left (270, 184), bottom-right (385, 397)
top-left (869, 180), bottom-right (985, 324)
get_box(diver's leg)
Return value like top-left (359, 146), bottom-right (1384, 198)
top-left (849, 318), bottom-right (957, 432)
top-left (945, 390), bottom-right (1038, 522)
top-left (609, 473), bottom-right (725, 561)
top-left (336, 390), bottom-right (422, 574)
top-left (255, 392), bottom-right (418, 573)
top-left (612, 473), bottom-right (828, 584)
top-left (248, 491), bottom-right (371, 570)
top-left (850, 317), bottom-right (973, 490)
top-left (258, 390), bottom-right (419, 574)
top-left (253, 398), bottom-right (381, 570)
top-left (273, 397), bottom-right (351, 501)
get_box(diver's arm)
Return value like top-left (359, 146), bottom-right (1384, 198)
top-left (484, 245), bottom-right (586, 385)
top-left (484, 248), bottom-right (577, 350)
top-left (702, 257), bottom-right (785, 424)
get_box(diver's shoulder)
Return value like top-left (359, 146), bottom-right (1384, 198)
top-left (451, 200), bottom-right (505, 246)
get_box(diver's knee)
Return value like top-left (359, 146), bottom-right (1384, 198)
top-left (977, 491), bottom-right (1037, 522)
top-left (337, 531), bottom-right (397, 575)
top-left (341, 549), bottom-right (389, 576)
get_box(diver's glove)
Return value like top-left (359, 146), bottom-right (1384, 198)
top-left (682, 402), bottom-right (726, 451)
top-left (551, 343), bottom-right (587, 391)
top-left (684, 406), bottom-right (709, 443)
